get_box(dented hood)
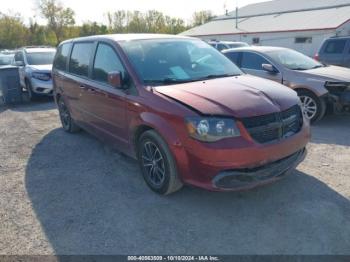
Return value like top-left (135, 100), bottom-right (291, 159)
top-left (155, 75), bottom-right (299, 118)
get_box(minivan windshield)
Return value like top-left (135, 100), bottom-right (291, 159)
top-left (267, 49), bottom-right (323, 71)
top-left (120, 39), bottom-right (242, 85)
top-left (26, 51), bottom-right (56, 65)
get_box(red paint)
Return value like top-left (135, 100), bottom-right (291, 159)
top-left (53, 35), bottom-right (310, 191)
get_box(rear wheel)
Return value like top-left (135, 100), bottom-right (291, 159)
top-left (297, 90), bottom-right (326, 123)
top-left (137, 130), bottom-right (183, 195)
top-left (57, 97), bottom-right (80, 133)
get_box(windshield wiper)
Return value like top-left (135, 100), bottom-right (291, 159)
top-left (197, 73), bottom-right (241, 81)
top-left (290, 67), bottom-right (308, 71)
top-left (143, 78), bottom-right (192, 85)
top-left (310, 65), bottom-right (324, 69)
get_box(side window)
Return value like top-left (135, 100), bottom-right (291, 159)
top-left (69, 42), bottom-right (94, 77)
top-left (14, 52), bottom-right (24, 62)
top-left (324, 40), bottom-right (346, 54)
top-left (241, 52), bottom-right (269, 70)
top-left (93, 43), bottom-right (125, 84)
top-left (54, 43), bottom-right (71, 71)
top-left (225, 52), bottom-right (240, 65)
top-left (217, 44), bottom-right (227, 51)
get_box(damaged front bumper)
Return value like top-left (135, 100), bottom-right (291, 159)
top-left (212, 148), bottom-right (306, 190)
top-left (325, 82), bottom-right (350, 113)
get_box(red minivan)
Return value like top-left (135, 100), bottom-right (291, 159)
top-left (52, 34), bottom-right (310, 195)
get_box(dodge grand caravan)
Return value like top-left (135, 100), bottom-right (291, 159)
top-left (52, 34), bottom-right (310, 195)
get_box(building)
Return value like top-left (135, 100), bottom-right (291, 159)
top-left (180, 0), bottom-right (350, 56)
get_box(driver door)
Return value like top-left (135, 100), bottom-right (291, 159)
top-left (240, 51), bottom-right (283, 83)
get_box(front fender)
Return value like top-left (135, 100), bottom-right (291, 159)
top-left (285, 78), bottom-right (329, 97)
top-left (129, 111), bottom-right (184, 155)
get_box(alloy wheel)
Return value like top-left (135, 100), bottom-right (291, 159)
top-left (300, 95), bottom-right (317, 120)
top-left (141, 141), bottom-right (166, 188)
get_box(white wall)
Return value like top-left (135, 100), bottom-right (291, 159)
top-left (197, 22), bottom-right (350, 57)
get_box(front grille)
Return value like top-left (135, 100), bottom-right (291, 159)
top-left (241, 105), bottom-right (303, 144)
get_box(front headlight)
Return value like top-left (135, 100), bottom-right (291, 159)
top-left (32, 72), bottom-right (51, 81)
top-left (185, 117), bottom-right (240, 142)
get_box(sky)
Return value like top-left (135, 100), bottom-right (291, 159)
top-left (2, 0), bottom-right (269, 25)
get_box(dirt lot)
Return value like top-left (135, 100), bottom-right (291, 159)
top-left (0, 99), bottom-right (349, 255)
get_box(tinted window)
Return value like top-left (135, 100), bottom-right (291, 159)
top-left (93, 43), bottom-right (125, 84)
top-left (26, 52), bottom-right (56, 65)
top-left (69, 42), bottom-right (94, 77)
top-left (54, 44), bottom-right (71, 71)
top-left (225, 52), bottom-right (240, 65)
top-left (241, 52), bottom-right (269, 70)
top-left (325, 40), bottom-right (346, 54)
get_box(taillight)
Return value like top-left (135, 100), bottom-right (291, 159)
top-left (314, 53), bottom-right (319, 61)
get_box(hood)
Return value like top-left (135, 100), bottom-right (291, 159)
top-left (28, 64), bottom-right (52, 72)
top-left (155, 75), bottom-right (299, 118)
top-left (300, 65), bottom-right (350, 82)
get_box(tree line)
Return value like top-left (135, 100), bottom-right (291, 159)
top-left (0, 0), bottom-right (215, 49)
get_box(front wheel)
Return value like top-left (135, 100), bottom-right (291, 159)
top-left (26, 80), bottom-right (38, 101)
top-left (297, 90), bottom-right (326, 123)
top-left (137, 130), bottom-right (183, 195)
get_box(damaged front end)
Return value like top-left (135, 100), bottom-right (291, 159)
top-left (325, 81), bottom-right (350, 114)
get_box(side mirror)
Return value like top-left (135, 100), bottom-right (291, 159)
top-left (15, 61), bottom-right (24, 67)
top-left (262, 63), bottom-right (278, 74)
top-left (108, 71), bottom-right (123, 88)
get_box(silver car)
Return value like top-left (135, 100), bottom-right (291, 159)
top-left (223, 46), bottom-right (350, 122)
top-left (13, 47), bottom-right (56, 101)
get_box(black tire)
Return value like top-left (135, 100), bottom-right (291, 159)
top-left (297, 89), bottom-right (326, 123)
top-left (57, 97), bottom-right (80, 133)
top-left (25, 80), bottom-right (38, 101)
top-left (137, 130), bottom-right (183, 195)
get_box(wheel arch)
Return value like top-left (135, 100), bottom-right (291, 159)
top-left (130, 112), bottom-right (182, 158)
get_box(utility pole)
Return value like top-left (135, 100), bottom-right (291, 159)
top-left (235, 0), bottom-right (239, 29)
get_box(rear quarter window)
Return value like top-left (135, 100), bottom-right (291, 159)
top-left (53, 43), bottom-right (71, 71)
top-left (69, 42), bottom-right (94, 77)
top-left (324, 40), bottom-right (346, 54)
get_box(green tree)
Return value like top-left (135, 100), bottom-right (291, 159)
top-left (191, 10), bottom-right (214, 26)
top-left (80, 22), bottom-right (108, 37)
top-left (0, 13), bottom-right (28, 49)
top-left (37, 0), bottom-right (75, 44)
top-left (28, 19), bottom-right (57, 46)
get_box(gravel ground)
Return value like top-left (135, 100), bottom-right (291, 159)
top-left (0, 100), bottom-right (349, 255)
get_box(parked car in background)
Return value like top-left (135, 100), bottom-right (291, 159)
top-left (223, 46), bottom-right (350, 122)
top-left (53, 34), bottom-right (309, 195)
top-left (0, 52), bottom-right (15, 67)
top-left (208, 40), bottom-right (249, 52)
top-left (315, 36), bottom-right (350, 68)
top-left (13, 46), bottom-right (56, 100)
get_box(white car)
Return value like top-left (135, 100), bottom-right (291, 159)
top-left (13, 47), bottom-right (56, 100)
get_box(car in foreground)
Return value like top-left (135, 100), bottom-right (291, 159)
top-left (13, 46), bottom-right (56, 100)
top-left (223, 46), bottom-right (350, 122)
top-left (315, 36), bottom-right (350, 68)
top-left (208, 40), bottom-right (249, 51)
top-left (53, 34), bottom-right (309, 195)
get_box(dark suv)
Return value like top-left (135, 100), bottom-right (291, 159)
top-left (316, 36), bottom-right (350, 68)
top-left (52, 34), bottom-right (309, 195)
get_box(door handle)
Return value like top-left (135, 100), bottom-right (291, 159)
top-left (79, 85), bottom-right (86, 89)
